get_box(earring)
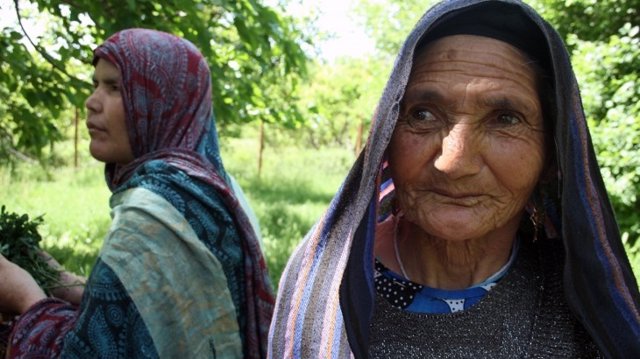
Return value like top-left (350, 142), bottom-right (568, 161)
top-left (529, 190), bottom-right (545, 242)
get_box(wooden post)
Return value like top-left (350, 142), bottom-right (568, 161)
top-left (258, 120), bottom-right (264, 177)
top-left (74, 107), bottom-right (79, 168)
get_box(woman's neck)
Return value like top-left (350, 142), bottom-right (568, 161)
top-left (395, 217), bottom-right (517, 290)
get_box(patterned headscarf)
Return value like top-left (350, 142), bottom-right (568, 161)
top-left (94, 29), bottom-right (273, 358)
top-left (94, 29), bottom-right (223, 190)
top-left (268, 1), bottom-right (640, 358)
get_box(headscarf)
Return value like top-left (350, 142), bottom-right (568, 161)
top-left (93, 29), bottom-right (273, 358)
top-left (268, 1), bottom-right (640, 358)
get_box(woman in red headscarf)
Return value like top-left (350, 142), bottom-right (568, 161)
top-left (0, 29), bottom-right (272, 359)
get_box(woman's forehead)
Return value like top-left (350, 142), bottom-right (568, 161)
top-left (413, 35), bottom-right (532, 70)
top-left (408, 35), bottom-right (539, 100)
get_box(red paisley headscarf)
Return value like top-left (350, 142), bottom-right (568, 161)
top-left (94, 28), bottom-right (273, 358)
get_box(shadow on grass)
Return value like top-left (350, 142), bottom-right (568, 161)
top-left (43, 217), bottom-right (111, 277)
top-left (45, 245), bottom-right (99, 277)
top-left (259, 201), bottom-right (317, 286)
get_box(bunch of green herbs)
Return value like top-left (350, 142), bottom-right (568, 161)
top-left (0, 206), bottom-right (59, 294)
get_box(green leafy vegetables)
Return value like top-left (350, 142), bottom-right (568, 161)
top-left (0, 206), bottom-right (59, 293)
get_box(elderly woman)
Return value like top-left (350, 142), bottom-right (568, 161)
top-left (269, 0), bottom-right (640, 358)
top-left (0, 29), bottom-right (272, 358)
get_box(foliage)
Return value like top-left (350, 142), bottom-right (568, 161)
top-left (279, 0), bottom-right (438, 153)
top-left (286, 0), bottom-right (437, 152)
top-left (532, 0), bottom-right (640, 43)
top-left (0, 0), bottom-right (309, 163)
top-left (0, 205), bottom-right (60, 292)
top-left (531, 0), bottom-right (640, 245)
top-left (0, 26), bottom-right (68, 163)
top-left (294, 58), bottom-right (386, 150)
top-left (570, 33), bottom-right (640, 245)
top-left (354, 0), bottom-right (437, 61)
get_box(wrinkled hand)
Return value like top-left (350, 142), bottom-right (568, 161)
top-left (0, 254), bottom-right (46, 315)
top-left (39, 251), bottom-right (86, 305)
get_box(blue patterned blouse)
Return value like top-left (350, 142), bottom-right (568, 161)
top-left (374, 239), bottom-right (519, 314)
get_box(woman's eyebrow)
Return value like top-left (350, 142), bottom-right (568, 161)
top-left (480, 95), bottom-right (536, 113)
top-left (402, 88), bottom-right (539, 115)
top-left (402, 89), bottom-right (445, 103)
top-left (92, 76), bottom-right (120, 85)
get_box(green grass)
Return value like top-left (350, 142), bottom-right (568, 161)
top-left (0, 163), bottom-right (110, 277)
top-left (1, 139), bottom-right (639, 288)
top-left (221, 139), bottom-right (354, 284)
top-left (0, 140), bottom-right (355, 285)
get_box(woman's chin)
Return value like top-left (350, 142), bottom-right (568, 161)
top-left (414, 211), bottom-right (497, 241)
top-left (413, 209), bottom-right (521, 242)
top-left (424, 225), bottom-right (488, 242)
top-left (88, 146), bottom-right (106, 163)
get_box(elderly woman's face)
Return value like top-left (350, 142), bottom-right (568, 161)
top-left (389, 35), bottom-right (545, 241)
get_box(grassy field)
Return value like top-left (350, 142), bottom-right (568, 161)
top-left (1, 138), bottom-right (639, 287)
top-left (0, 139), bottom-right (355, 285)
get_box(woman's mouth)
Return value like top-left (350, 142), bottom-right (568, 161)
top-left (430, 189), bottom-right (486, 206)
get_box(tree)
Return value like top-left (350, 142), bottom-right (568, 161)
top-left (280, 1), bottom-right (437, 154)
top-left (295, 58), bottom-right (384, 152)
top-left (0, 0), bottom-right (309, 163)
top-left (354, 0), bottom-right (437, 61)
top-left (531, 0), bottom-right (640, 246)
top-left (0, 25), bottom-right (67, 162)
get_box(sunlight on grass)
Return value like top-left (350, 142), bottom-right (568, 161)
top-left (0, 163), bottom-right (110, 275)
top-left (222, 139), bottom-right (354, 283)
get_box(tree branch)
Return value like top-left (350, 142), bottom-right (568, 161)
top-left (13, 0), bottom-right (87, 85)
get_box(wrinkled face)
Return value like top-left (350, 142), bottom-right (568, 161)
top-left (85, 58), bottom-right (133, 164)
top-left (389, 35), bottom-right (546, 241)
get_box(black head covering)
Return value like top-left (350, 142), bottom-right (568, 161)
top-left (418, 1), bottom-right (552, 75)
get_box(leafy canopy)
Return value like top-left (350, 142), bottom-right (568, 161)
top-left (0, 0), bottom-right (309, 162)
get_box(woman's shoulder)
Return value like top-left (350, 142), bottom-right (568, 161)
top-left (115, 160), bottom-right (230, 217)
top-left (108, 187), bottom-right (197, 243)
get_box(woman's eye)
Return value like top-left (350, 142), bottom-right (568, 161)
top-left (495, 113), bottom-right (522, 126)
top-left (403, 108), bottom-right (442, 131)
top-left (412, 109), bottom-right (436, 122)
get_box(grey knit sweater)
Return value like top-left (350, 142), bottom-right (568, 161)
top-left (369, 239), bottom-right (602, 358)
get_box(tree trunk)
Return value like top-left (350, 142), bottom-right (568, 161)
top-left (258, 120), bottom-right (265, 177)
top-left (74, 107), bottom-right (79, 168)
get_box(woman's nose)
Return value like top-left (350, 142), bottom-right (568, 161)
top-left (433, 124), bottom-right (482, 178)
top-left (85, 91), bottom-right (101, 113)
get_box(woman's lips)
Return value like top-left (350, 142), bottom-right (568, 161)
top-left (86, 121), bottom-right (106, 135)
top-left (430, 189), bottom-right (485, 205)
top-left (431, 188), bottom-right (482, 198)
